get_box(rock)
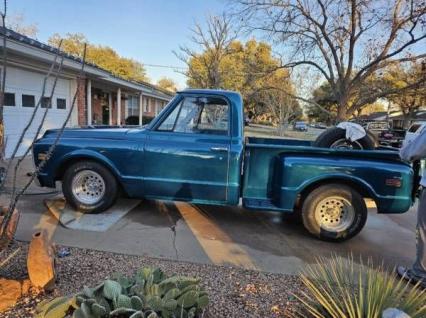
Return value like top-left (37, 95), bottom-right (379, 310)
top-left (382, 308), bottom-right (411, 318)
top-left (0, 278), bottom-right (33, 312)
top-left (0, 278), bottom-right (22, 312)
top-left (0, 207), bottom-right (20, 248)
top-left (27, 230), bottom-right (56, 290)
top-left (21, 279), bottom-right (32, 295)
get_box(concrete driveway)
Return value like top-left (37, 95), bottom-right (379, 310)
top-left (14, 187), bottom-right (418, 275)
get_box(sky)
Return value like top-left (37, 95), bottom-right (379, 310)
top-left (9, 0), bottom-right (230, 89)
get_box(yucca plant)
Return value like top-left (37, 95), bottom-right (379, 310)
top-left (296, 255), bottom-right (426, 318)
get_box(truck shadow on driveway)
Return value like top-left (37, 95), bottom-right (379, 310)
top-left (124, 199), bottom-right (417, 273)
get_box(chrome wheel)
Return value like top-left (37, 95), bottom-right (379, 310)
top-left (314, 196), bottom-right (355, 232)
top-left (71, 170), bottom-right (106, 205)
top-left (330, 138), bottom-right (363, 149)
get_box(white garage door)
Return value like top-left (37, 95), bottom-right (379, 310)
top-left (3, 67), bottom-right (73, 158)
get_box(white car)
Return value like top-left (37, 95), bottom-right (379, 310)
top-left (405, 121), bottom-right (426, 144)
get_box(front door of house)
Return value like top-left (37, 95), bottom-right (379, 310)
top-left (102, 105), bottom-right (109, 124)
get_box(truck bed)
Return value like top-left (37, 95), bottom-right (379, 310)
top-left (242, 137), bottom-right (412, 214)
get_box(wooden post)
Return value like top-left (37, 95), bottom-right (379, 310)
top-left (139, 93), bottom-right (143, 125)
top-left (117, 87), bottom-right (121, 125)
top-left (108, 92), bottom-right (113, 125)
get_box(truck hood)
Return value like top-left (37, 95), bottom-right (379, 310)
top-left (42, 127), bottom-right (138, 140)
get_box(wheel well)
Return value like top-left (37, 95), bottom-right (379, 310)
top-left (296, 178), bottom-right (376, 208)
top-left (55, 156), bottom-right (125, 194)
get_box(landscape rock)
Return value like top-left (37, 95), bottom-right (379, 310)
top-left (0, 278), bottom-right (33, 312)
top-left (0, 207), bottom-right (20, 248)
top-left (27, 230), bottom-right (56, 290)
top-left (0, 278), bottom-right (22, 312)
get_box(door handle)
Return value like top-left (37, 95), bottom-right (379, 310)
top-left (210, 146), bottom-right (228, 152)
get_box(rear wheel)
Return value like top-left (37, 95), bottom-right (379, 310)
top-left (301, 184), bottom-right (367, 242)
top-left (62, 161), bottom-right (118, 213)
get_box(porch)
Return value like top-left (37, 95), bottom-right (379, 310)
top-left (77, 78), bottom-right (172, 126)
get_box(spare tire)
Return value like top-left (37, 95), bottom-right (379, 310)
top-left (313, 127), bottom-right (376, 150)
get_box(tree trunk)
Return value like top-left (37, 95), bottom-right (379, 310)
top-left (336, 106), bottom-right (348, 122)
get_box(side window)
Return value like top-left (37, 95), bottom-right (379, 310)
top-left (41, 97), bottom-right (51, 108)
top-left (22, 94), bottom-right (36, 107)
top-left (157, 96), bottom-right (228, 135)
top-left (157, 100), bottom-right (182, 131)
top-left (57, 98), bottom-right (66, 109)
top-left (4, 92), bottom-right (15, 106)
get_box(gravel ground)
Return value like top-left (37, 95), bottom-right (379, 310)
top-left (0, 241), bottom-right (304, 318)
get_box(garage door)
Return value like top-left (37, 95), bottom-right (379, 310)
top-left (3, 67), bottom-right (72, 158)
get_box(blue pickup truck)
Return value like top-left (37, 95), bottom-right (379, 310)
top-left (33, 89), bottom-right (419, 242)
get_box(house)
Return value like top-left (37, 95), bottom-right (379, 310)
top-left (0, 27), bottom-right (174, 157)
top-left (390, 110), bottom-right (426, 129)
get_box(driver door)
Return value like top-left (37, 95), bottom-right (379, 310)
top-left (143, 95), bottom-right (230, 203)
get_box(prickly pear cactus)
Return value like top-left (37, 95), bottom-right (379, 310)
top-left (36, 267), bottom-right (208, 318)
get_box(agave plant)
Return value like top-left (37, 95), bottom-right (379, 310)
top-left (35, 267), bottom-right (209, 318)
top-left (297, 255), bottom-right (426, 318)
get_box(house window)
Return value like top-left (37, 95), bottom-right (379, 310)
top-left (143, 98), bottom-right (149, 112)
top-left (4, 92), bottom-right (15, 106)
top-left (22, 94), bottom-right (36, 107)
top-left (57, 98), bottom-right (66, 109)
top-left (127, 96), bottom-right (139, 116)
top-left (41, 97), bottom-right (51, 108)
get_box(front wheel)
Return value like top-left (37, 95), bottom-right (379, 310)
top-left (301, 184), bottom-right (367, 242)
top-left (62, 161), bottom-right (118, 213)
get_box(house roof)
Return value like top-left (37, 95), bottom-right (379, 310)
top-left (391, 110), bottom-right (426, 121)
top-left (356, 111), bottom-right (389, 121)
top-left (0, 27), bottom-right (174, 100)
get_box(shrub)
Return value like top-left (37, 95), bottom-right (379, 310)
top-left (35, 267), bottom-right (209, 318)
top-left (297, 255), bottom-right (426, 318)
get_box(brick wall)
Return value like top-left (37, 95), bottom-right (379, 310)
top-left (77, 77), bottom-right (86, 126)
top-left (92, 97), bottom-right (102, 124)
top-left (109, 96), bottom-right (126, 125)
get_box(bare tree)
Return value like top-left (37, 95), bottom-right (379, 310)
top-left (175, 14), bottom-right (239, 88)
top-left (0, 0), bottom-right (7, 161)
top-left (0, 18), bottom-right (87, 247)
top-left (234, 0), bottom-right (426, 120)
top-left (6, 13), bottom-right (38, 37)
top-left (263, 88), bottom-right (302, 135)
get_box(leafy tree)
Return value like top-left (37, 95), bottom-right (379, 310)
top-left (181, 23), bottom-right (299, 122)
top-left (234, 0), bottom-right (426, 121)
top-left (382, 60), bottom-right (426, 128)
top-left (48, 33), bottom-right (148, 82)
top-left (306, 84), bottom-right (338, 125)
top-left (157, 77), bottom-right (178, 92)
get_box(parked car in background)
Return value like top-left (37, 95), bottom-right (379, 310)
top-left (293, 121), bottom-right (308, 131)
top-left (314, 122), bottom-right (327, 129)
top-left (364, 121), bottom-right (389, 139)
top-left (405, 121), bottom-right (426, 144)
top-left (360, 120), bottom-right (404, 148)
